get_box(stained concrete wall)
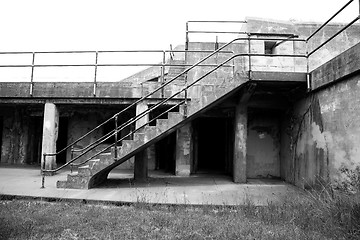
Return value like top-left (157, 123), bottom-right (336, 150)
top-left (247, 110), bottom-right (280, 178)
top-left (245, 17), bottom-right (360, 71)
top-left (281, 42), bottom-right (360, 188)
top-left (0, 106), bottom-right (43, 165)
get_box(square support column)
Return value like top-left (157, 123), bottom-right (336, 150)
top-left (175, 123), bottom-right (192, 176)
top-left (134, 102), bottom-right (151, 181)
top-left (233, 104), bottom-right (247, 183)
top-left (41, 103), bottom-right (59, 170)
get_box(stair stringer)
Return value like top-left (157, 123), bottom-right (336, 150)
top-left (86, 75), bottom-right (250, 188)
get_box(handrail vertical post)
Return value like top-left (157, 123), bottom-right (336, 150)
top-left (41, 154), bottom-right (46, 188)
top-left (184, 23), bottom-right (189, 118)
top-left (161, 50), bottom-right (165, 98)
top-left (185, 22), bottom-right (189, 52)
top-left (306, 40), bottom-right (311, 91)
top-left (30, 52), bottom-right (35, 96)
top-left (93, 51), bottom-right (98, 97)
top-left (114, 116), bottom-right (118, 161)
top-left (247, 34), bottom-right (252, 80)
top-left (70, 145), bottom-right (74, 173)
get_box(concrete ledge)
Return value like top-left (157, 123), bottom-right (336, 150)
top-left (250, 71), bottom-right (306, 82)
top-left (311, 42), bottom-right (360, 90)
top-left (0, 81), bottom-right (186, 99)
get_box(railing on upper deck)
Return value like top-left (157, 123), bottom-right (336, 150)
top-left (0, 49), bottom-right (234, 97)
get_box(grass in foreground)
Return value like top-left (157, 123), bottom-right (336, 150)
top-left (0, 192), bottom-right (359, 240)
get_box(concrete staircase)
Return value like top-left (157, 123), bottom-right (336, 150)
top-left (57, 72), bottom-right (248, 189)
top-left (164, 60), bottom-right (186, 83)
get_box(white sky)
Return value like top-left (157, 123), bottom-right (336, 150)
top-left (0, 0), bottom-right (358, 82)
top-left (0, 0), bottom-right (358, 51)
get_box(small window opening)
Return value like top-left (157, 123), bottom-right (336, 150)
top-left (264, 41), bottom-right (277, 55)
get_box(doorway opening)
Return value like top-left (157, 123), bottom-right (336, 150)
top-left (0, 117), bottom-right (2, 162)
top-left (193, 117), bottom-right (233, 174)
top-left (155, 132), bottom-right (176, 173)
top-left (56, 117), bottom-right (69, 165)
top-left (26, 116), bottom-right (43, 165)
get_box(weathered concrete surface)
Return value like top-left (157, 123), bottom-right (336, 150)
top-left (134, 102), bottom-right (150, 181)
top-left (0, 81), bottom-right (185, 99)
top-left (175, 123), bottom-right (192, 176)
top-left (279, 42), bottom-right (360, 188)
top-left (245, 17), bottom-right (360, 71)
top-left (0, 167), bottom-right (305, 206)
top-left (283, 70), bottom-right (360, 188)
top-left (311, 42), bottom-right (360, 90)
top-left (41, 103), bottom-right (59, 170)
top-left (1, 107), bottom-right (31, 164)
top-left (247, 111), bottom-right (280, 178)
top-left (66, 111), bottom-right (104, 163)
top-left (233, 104), bottom-right (247, 183)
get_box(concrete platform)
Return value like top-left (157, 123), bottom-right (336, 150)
top-left (0, 166), bottom-right (305, 206)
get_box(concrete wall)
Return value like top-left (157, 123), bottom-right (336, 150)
top-left (281, 43), bottom-right (360, 188)
top-left (0, 106), bottom-right (41, 165)
top-left (246, 17), bottom-right (360, 71)
top-left (247, 110), bottom-right (281, 178)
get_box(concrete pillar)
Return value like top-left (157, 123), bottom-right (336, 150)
top-left (134, 102), bottom-right (150, 181)
top-left (175, 123), bottom-right (192, 176)
top-left (41, 103), bottom-right (59, 170)
top-left (233, 104), bottom-right (247, 183)
top-left (135, 102), bottom-right (149, 129)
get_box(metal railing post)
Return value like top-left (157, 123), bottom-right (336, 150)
top-left (114, 115), bottom-right (118, 161)
top-left (185, 22), bottom-right (189, 52)
top-left (306, 40), bottom-right (311, 91)
top-left (93, 51), bottom-right (98, 97)
top-left (41, 154), bottom-right (46, 188)
top-left (247, 34), bottom-right (252, 80)
top-left (161, 50), bottom-right (165, 98)
top-left (30, 52), bottom-right (35, 96)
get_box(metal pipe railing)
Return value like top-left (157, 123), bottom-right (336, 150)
top-left (39, 35), bottom-right (309, 176)
top-left (30, 1), bottom-right (360, 187)
top-left (308, 16), bottom-right (360, 57)
top-left (306, 0), bottom-right (355, 41)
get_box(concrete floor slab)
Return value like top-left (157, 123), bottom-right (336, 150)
top-left (0, 166), bottom-right (305, 206)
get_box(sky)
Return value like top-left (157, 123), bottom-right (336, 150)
top-left (0, 0), bottom-right (357, 51)
top-left (0, 0), bottom-right (358, 82)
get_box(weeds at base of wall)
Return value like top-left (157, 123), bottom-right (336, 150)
top-left (333, 166), bottom-right (360, 193)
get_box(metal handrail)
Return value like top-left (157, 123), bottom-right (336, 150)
top-left (306, 0), bottom-right (355, 41)
top-left (40, 37), bottom-right (245, 176)
top-left (39, 35), bottom-right (307, 170)
top-left (41, 47), bottom-right (306, 181)
top-left (38, 0), bottom-right (360, 186)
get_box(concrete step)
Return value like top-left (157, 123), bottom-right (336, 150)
top-left (134, 132), bottom-right (145, 142)
top-left (64, 174), bottom-right (91, 189)
top-left (78, 165), bottom-right (92, 177)
top-left (156, 119), bottom-right (168, 132)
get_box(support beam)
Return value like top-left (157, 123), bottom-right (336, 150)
top-left (41, 103), bottom-right (59, 170)
top-left (134, 102), bottom-right (150, 181)
top-left (175, 123), bottom-right (192, 176)
top-left (233, 104), bottom-right (247, 183)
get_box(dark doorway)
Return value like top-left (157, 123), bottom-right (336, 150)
top-left (27, 117), bottom-right (43, 165)
top-left (56, 117), bottom-right (69, 165)
top-left (195, 117), bottom-right (232, 173)
top-left (155, 132), bottom-right (176, 173)
top-left (0, 117), bottom-right (2, 162)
